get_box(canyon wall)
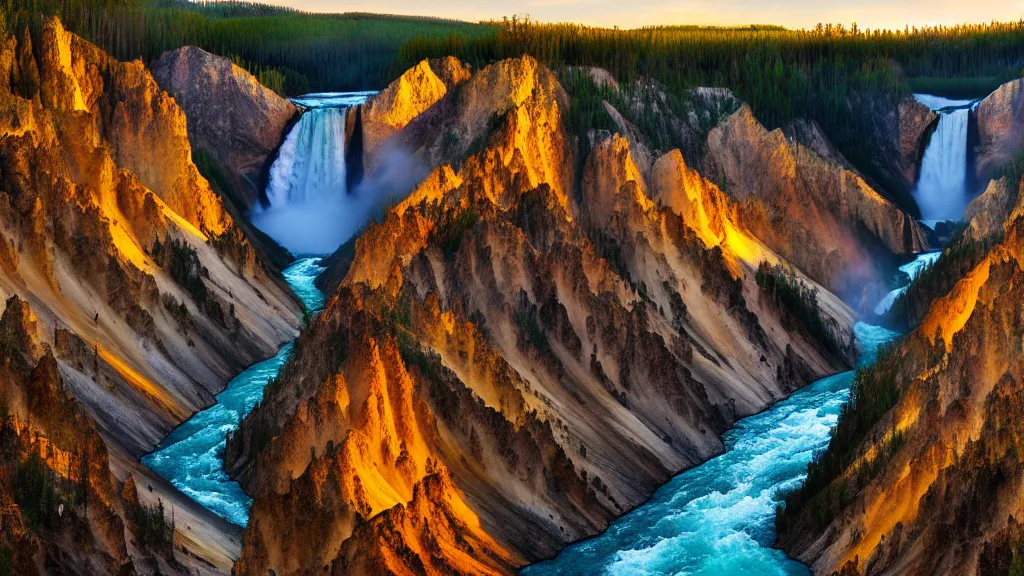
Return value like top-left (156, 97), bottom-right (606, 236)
top-left (778, 203), bottom-right (1024, 575)
top-left (151, 46), bottom-right (298, 213)
top-left (975, 78), bottom-right (1024, 186)
top-left (0, 18), bottom-right (304, 573)
top-left (777, 83), bottom-right (1024, 573)
top-left (224, 55), bottom-right (876, 576)
top-left (704, 105), bottom-right (929, 305)
top-left (898, 98), bottom-right (938, 188)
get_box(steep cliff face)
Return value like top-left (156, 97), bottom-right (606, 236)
top-left (705, 105), bottom-right (929, 304)
top-left (360, 57), bottom-right (471, 174)
top-left (0, 18), bottom-right (301, 463)
top-left (0, 296), bottom-right (192, 575)
top-left (965, 176), bottom-right (1022, 241)
top-left (777, 201), bottom-right (1024, 575)
top-left (226, 56), bottom-right (858, 576)
top-left (898, 98), bottom-right (938, 187)
top-left (975, 78), bottom-right (1024, 185)
top-left (151, 45), bottom-right (298, 212)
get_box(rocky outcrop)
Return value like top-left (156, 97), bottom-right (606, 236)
top-left (898, 97), bottom-right (939, 186)
top-left (0, 8), bottom-right (303, 514)
top-left (0, 297), bottom-right (188, 575)
top-left (777, 191), bottom-right (1024, 574)
top-left (627, 79), bottom-right (740, 167)
top-left (0, 17), bottom-right (304, 572)
top-left (151, 45), bottom-right (298, 212)
top-left (966, 177), bottom-right (1021, 241)
top-left (705, 105), bottom-right (929, 303)
top-left (974, 78), bottom-right (1024, 185)
top-left (603, 100), bottom-right (654, 176)
top-left (784, 118), bottom-right (853, 168)
top-left (227, 56), bottom-right (856, 576)
top-left (360, 57), bottom-right (471, 173)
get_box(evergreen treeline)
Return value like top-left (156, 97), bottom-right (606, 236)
top-left (6, 0), bottom-right (1024, 211)
top-left (2, 0), bottom-right (492, 92)
top-left (128, 497), bottom-right (175, 551)
top-left (397, 18), bottom-right (1024, 207)
top-left (0, 412), bottom-right (91, 532)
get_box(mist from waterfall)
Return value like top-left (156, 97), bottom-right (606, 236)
top-left (912, 94), bottom-right (976, 222)
top-left (252, 91), bottom-right (429, 256)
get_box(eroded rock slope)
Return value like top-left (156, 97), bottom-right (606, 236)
top-left (223, 56), bottom-right (888, 576)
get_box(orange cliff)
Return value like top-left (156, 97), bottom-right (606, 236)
top-left (0, 17), bottom-right (305, 573)
top-left (704, 104), bottom-right (929, 304)
top-left (776, 185), bottom-right (1024, 574)
top-left (0, 294), bottom-right (189, 574)
top-left (224, 55), bottom-right (873, 576)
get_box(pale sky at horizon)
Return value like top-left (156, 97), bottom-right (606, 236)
top-left (263, 0), bottom-right (1024, 30)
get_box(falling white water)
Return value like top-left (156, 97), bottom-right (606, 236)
top-left (251, 91), bottom-right (429, 256)
top-left (251, 92), bottom-right (375, 255)
top-left (912, 94), bottom-right (976, 222)
top-left (265, 107), bottom-right (349, 207)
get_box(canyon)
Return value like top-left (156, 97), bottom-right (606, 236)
top-left (2, 12), bottom-right (1023, 576)
top-left (0, 17), bottom-right (302, 575)
top-left (776, 81), bottom-right (1024, 575)
top-left (218, 55), bottom-right (931, 575)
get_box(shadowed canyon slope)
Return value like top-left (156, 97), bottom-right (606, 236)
top-left (151, 46), bottom-right (298, 212)
top-left (776, 82), bottom-right (1024, 574)
top-left (0, 18), bottom-right (304, 574)
top-left (222, 55), bottom-right (927, 576)
top-left (975, 78), bottom-right (1024, 187)
top-left (703, 105), bottom-right (929, 304)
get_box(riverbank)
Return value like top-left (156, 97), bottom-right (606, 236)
top-left (142, 258), bottom-right (326, 527)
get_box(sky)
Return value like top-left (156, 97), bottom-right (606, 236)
top-left (266, 0), bottom-right (1024, 30)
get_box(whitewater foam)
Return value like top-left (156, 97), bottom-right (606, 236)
top-left (523, 322), bottom-right (900, 576)
top-left (142, 258), bottom-right (325, 527)
top-left (874, 251), bottom-right (941, 315)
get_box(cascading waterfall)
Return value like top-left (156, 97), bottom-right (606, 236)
top-left (250, 92), bottom-right (374, 256)
top-left (912, 94), bottom-right (976, 222)
top-left (265, 107), bottom-right (348, 207)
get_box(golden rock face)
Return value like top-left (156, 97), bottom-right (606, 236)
top-left (225, 55), bottom-right (888, 576)
top-left (0, 15), bottom-right (301, 495)
top-left (780, 214), bottom-right (1024, 575)
top-left (361, 57), bottom-right (472, 174)
top-left (774, 80), bottom-right (1024, 576)
top-left (705, 104), bottom-right (929, 303)
top-left (0, 296), bottom-right (134, 575)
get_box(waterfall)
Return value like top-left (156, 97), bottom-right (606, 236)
top-left (912, 94), bottom-right (976, 222)
top-left (251, 92), bottom-right (374, 256)
top-left (266, 107), bottom-right (348, 207)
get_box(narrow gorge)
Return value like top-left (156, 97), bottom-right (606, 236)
top-left (3, 8), bottom-right (1024, 576)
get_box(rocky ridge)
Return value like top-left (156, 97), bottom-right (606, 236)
top-left (704, 105), bottom-right (929, 304)
top-left (151, 45), bottom-right (298, 213)
top-left (778, 200), bottom-right (1024, 575)
top-left (221, 55), bottom-right (896, 576)
top-left (0, 18), bottom-right (303, 574)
